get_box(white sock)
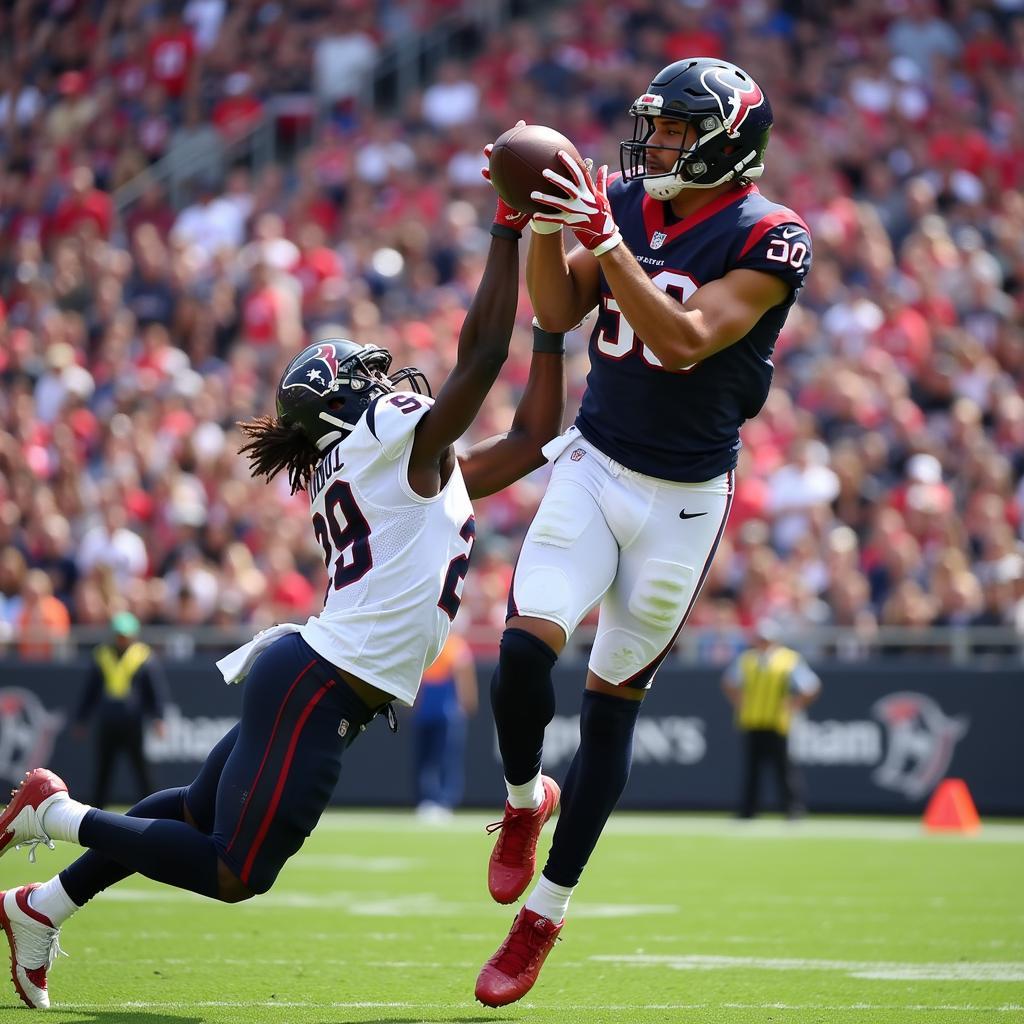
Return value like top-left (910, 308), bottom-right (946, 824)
top-left (28, 876), bottom-right (79, 927)
top-left (506, 773), bottom-right (544, 810)
top-left (525, 873), bottom-right (573, 923)
top-left (40, 795), bottom-right (92, 844)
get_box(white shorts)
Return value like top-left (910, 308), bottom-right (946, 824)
top-left (509, 427), bottom-right (734, 689)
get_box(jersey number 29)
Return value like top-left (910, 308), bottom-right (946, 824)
top-left (313, 483), bottom-right (476, 623)
top-left (313, 480), bottom-right (373, 595)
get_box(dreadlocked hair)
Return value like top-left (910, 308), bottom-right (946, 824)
top-left (237, 415), bottom-right (321, 495)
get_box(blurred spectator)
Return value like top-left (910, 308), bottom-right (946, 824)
top-left (886, 0), bottom-right (962, 75)
top-left (77, 494), bottom-right (148, 586)
top-left (766, 440), bottom-right (841, 554)
top-left (422, 61), bottom-right (480, 130)
top-left (212, 71), bottom-right (263, 141)
top-left (166, 98), bottom-right (226, 193)
top-left (16, 569), bottom-right (71, 660)
top-left (50, 167), bottom-right (114, 242)
top-left (412, 630), bottom-right (479, 822)
top-left (313, 8), bottom-right (379, 109)
top-left (146, 6), bottom-right (198, 105)
top-left (0, 548), bottom-right (28, 634)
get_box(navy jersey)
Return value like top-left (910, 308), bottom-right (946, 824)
top-left (576, 177), bottom-right (812, 482)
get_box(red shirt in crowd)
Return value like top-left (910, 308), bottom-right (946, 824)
top-left (112, 55), bottom-right (148, 102)
top-left (270, 571), bottom-right (316, 615)
top-left (291, 247), bottom-right (343, 308)
top-left (242, 287), bottom-right (280, 345)
top-left (874, 306), bottom-right (932, 375)
top-left (50, 188), bottom-right (114, 240)
top-left (212, 95), bottom-right (263, 139)
top-left (147, 27), bottom-right (196, 98)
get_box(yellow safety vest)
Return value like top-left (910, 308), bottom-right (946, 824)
top-left (736, 646), bottom-right (801, 735)
top-left (95, 642), bottom-right (152, 700)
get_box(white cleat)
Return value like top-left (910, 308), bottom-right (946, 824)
top-left (0, 885), bottom-right (66, 1009)
top-left (0, 769), bottom-right (69, 863)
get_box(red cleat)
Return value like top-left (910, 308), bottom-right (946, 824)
top-left (0, 885), bottom-right (65, 1009)
top-left (475, 907), bottom-right (563, 1007)
top-left (0, 769), bottom-right (68, 863)
top-left (486, 776), bottom-right (560, 904)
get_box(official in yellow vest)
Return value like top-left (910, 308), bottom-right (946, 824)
top-left (721, 619), bottom-right (820, 819)
top-left (73, 612), bottom-right (167, 808)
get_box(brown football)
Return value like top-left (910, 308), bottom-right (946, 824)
top-left (488, 124), bottom-right (583, 216)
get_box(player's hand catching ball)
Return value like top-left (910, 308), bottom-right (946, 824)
top-left (531, 153), bottom-right (623, 256)
top-left (482, 121), bottom-right (532, 235)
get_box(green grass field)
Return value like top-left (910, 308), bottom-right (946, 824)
top-left (0, 812), bottom-right (1021, 1023)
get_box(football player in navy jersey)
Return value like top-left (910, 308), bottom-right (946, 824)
top-left (0, 197), bottom-right (566, 1010)
top-left (476, 58), bottom-right (812, 1007)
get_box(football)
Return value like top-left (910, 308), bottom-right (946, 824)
top-left (488, 123), bottom-right (584, 216)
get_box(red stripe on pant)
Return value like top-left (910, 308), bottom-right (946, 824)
top-left (226, 657), bottom-right (317, 854)
top-left (240, 679), bottom-right (336, 885)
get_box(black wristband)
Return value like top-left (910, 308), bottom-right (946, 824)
top-left (532, 319), bottom-right (565, 354)
top-left (490, 223), bottom-right (522, 240)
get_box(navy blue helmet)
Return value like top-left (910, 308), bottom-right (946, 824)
top-left (276, 339), bottom-right (430, 449)
top-left (620, 58), bottom-right (773, 200)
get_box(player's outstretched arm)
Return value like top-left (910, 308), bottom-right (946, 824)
top-left (459, 320), bottom-right (566, 499)
top-left (409, 232), bottom-right (520, 470)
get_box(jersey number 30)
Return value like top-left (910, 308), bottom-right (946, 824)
top-left (596, 269), bottom-right (699, 371)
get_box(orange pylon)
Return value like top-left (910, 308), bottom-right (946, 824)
top-left (923, 778), bottom-right (981, 834)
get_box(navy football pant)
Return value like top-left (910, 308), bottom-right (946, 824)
top-left (63, 634), bottom-right (374, 902)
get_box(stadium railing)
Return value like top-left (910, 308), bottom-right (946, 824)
top-left (4, 625), bottom-right (1022, 666)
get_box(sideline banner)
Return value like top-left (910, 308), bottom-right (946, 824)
top-left (0, 659), bottom-right (1019, 814)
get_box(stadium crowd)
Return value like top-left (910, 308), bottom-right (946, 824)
top-left (1, 0), bottom-right (1022, 661)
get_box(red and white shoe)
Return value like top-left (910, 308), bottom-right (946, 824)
top-left (0, 885), bottom-right (65, 1009)
top-left (475, 907), bottom-right (563, 1007)
top-left (486, 776), bottom-right (560, 904)
top-left (0, 770), bottom-right (68, 863)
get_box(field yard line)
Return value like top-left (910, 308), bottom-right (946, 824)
top-left (56, 1001), bottom-right (1024, 1013)
top-left (95, 887), bottom-right (677, 917)
top-left (593, 953), bottom-right (1024, 982)
top-left (311, 812), bottom-right (1024, 843)
top-left (285, 854), bottom-right (419, 870)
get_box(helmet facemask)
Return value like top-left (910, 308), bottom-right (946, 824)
top-left (314, 350), bottom-right (433, 450)
top-left (621, 110), bottom-right (765, 199)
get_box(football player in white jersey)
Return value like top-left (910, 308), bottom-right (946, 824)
top-left (0, 196), bottom-right (564, 1009)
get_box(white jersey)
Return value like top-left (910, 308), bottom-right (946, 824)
top-left (299, 393), bottom-right (474, 705)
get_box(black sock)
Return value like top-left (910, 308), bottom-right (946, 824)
top-left (490, 628), bottom-right (558, 785)
top-left (60, 788), bottom-right (187, 907)
top-left (544, 690), bottom-right (641, 887)
top-left (76, 806), bottom-right (220, 899)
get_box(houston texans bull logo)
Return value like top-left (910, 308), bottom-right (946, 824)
top-left (0, 689), bottom-right (64, 789)
top-left (701, 65), bottom-right (764, 137)
top-left (282, 343), bottom-right (344, 397)
top-left (871, 693), bottom-right (968, 800)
